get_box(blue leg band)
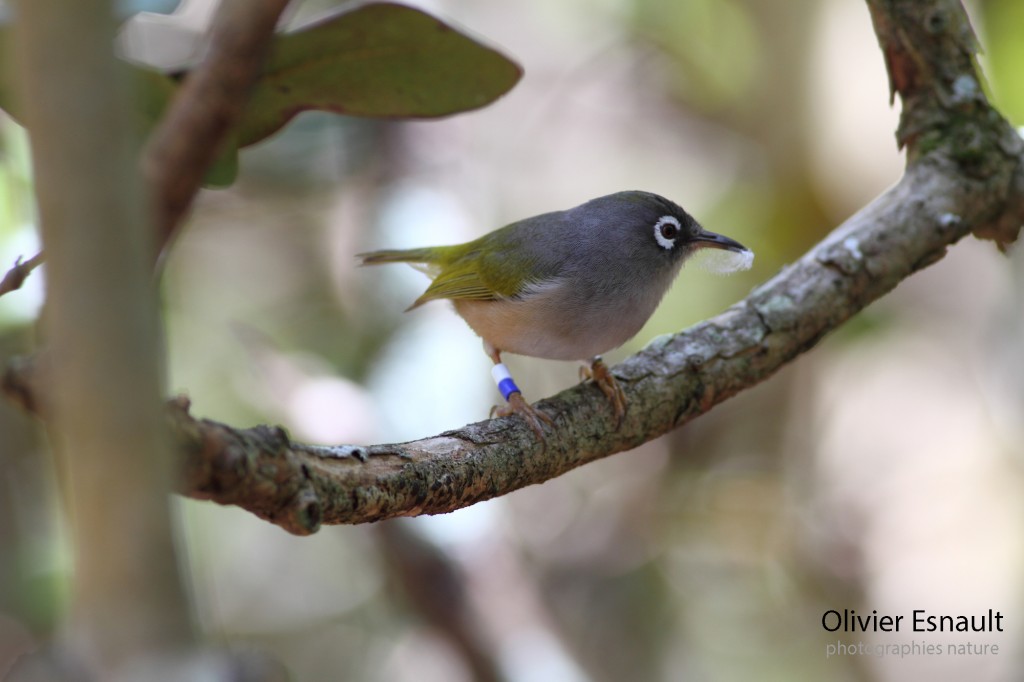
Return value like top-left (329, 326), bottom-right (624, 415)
top-left (497, 378), bottom-right (520, 401)
top-left (491, 363), bottom-right (521, 401)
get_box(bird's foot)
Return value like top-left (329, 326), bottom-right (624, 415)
top-left (491, 391), bottom-right (553, 441)
top-left (581, 357), bottom-right (627, 423)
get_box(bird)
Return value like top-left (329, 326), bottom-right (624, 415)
top-left (358, 190), bottom-right (752, 439)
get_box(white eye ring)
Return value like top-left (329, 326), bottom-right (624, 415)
top-left (653, 215), bottom-right (681, 250)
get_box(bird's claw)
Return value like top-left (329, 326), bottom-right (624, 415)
top-left (491, 391), bottom-right (553, 442)
top-left (581, 357), bottom-right (627, 423)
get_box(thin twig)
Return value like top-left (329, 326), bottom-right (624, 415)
top-left (0, 251), bottom-right (44, 297)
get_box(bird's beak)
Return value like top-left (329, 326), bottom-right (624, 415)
top-left (692, 229), bottom-right (748, 253)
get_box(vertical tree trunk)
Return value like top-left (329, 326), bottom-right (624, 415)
top-left (11, 0), bottom-right (195, 674)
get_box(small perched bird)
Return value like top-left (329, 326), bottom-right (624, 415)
top-left (359, 191), bottom-right (752, 438)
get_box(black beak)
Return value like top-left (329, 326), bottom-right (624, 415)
top-left (691, 229), bottom-right (748, 253)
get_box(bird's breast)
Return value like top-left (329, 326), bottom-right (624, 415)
top-left (452, 279), bottom-right (665, 361)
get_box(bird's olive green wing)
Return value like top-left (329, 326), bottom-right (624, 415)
top-left (357, 244), bottom-right (492, 308)
top-left (409, 246), bottom-right (508, 308)
top-left (409, 222), bottom-right (567, 309)
top-left (410, 267), bottom-right (495, 308)
top-left (405, 225), bottom-right (561, 305)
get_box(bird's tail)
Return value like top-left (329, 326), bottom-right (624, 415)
top-left (357, 247), bottom-right (439, 266)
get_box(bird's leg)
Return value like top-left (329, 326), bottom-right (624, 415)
top-left (485, 344), bottom-right (553, 440)
top-left (580, 356), bottom-right (627, 423)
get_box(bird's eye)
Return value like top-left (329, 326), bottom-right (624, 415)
top-left (653, 215), bottom-right (681, 250)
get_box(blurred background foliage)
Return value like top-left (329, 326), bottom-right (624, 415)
top-left (2, 0), bottom-right (1023, 680)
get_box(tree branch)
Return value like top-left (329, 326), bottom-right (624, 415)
top-left (168, 149), bottom-right (1018, 533)
top-left (143, 0), bottom-right (291, 257)
top-left (4, 0), bottom-right (1023, 536)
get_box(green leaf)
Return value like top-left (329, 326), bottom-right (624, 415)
top-left (0, 2), bottom-right (521, 189)
top-left (129, 66), bottom-right (179, 132)
top-left (236, 2), bottom-right (522, 148)
top-left (0, 23), bottom-right (23, 123)
top-left (126, 50), bottom-right (239, 186)
top-left (204, 143), bottom-right (240, 188)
